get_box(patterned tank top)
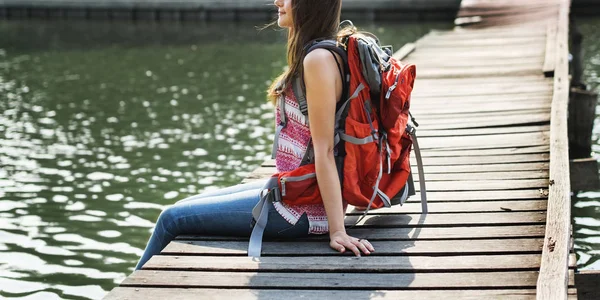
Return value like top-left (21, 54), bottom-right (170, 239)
top-left (272, 86), bottom-right (329, 234)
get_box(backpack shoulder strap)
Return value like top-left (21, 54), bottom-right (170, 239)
top-left (294, 39), bottom-right (350, 117)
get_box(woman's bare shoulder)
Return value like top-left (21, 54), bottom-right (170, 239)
top-left (303, 48), bottom-right (338, 74)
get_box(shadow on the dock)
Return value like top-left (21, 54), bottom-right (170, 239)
top-left (246, 212), bottom-right (422, 299)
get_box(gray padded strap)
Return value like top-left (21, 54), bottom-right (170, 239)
top-left (335, 83), bottom-right (365, 122)
top-left (385, 139), bottom-right (392, 175)
top-left (339, 132), bottom-right (376, 145)
top-left (248, 177), bottom-right (280, 257)
top-left (334, 132), bottom-right (341, 147)
top-left (376, 189), bottom-right (392, 207)
top-left (278, 94), bottom-right (286, 125)
top-left (354, 152), bottom-right (385, 225)
top-left (293, 77), bottom-right (308, 116)
top-left (271, 124), bottom-right (284, 159)
top-left (410, 131), bottom-right (428, 214)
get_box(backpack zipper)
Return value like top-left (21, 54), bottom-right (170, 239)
top-left (385, 63), bottom-right (414, 100)
top-left (280, 173), bottom-right (317, 197)
top-left (385, 72), bottom-right (401, 100)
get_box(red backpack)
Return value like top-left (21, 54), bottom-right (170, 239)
top-left (248, 29), bottom-right (427, 257)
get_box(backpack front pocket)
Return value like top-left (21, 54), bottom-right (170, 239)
top-left (276, 164), bottom-right (321, 206)
top-left (342, 117), bottom-right (383, 208)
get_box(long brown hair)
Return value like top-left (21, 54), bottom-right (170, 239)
top-left (267, 0), bottom-right (352, 105)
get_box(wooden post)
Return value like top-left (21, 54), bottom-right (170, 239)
top-left (570, 18), bottom-right (584, 87)
top-left (576, 270), bottom-right (600, 300)
top-left (570, 158), bottom-right (600, 191)
top-left (568, 88), bottom-right (598, 159)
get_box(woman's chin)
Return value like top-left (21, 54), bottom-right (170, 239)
top-left (277, 18), bottom-right (291, 28)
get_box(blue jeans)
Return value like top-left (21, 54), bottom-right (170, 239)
top-left (135, 179), bottom-right (310, 270)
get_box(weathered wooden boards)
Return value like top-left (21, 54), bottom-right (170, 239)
top-left (104, 0), bottom-right (576, 299)
top-left (106, 288), bottom-right (579, 300)
top-left (537, 1), bottom-right (573, 299)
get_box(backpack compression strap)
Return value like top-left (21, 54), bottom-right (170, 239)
top-left (407, 124), bottom-right (428, 213)
top-left (248, 177), bottom-right (281, 257)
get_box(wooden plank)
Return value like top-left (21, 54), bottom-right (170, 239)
top-left (143, 254), bottom-right (547, 271)
top-left (464, 10), bottom-right (559, 29)
top-left (348, 200), bottom-right (547, 214)
top-left (407, 163), bottom-right (548, 173)
top-left (346, 212), bottom-right (546, 227)
top-left (414, 113), bottom-right (550, 130)
top-left (411, 101), bottom-right (550, 115)
top-left (413, 82), bottom-right (551, 95)
top-left (412, 94), bottom-right (551, 105)
top-left (106, 288), bottom-right (543, 300)
top-left (412, 97), bottom-right (550, 109)
top-left (417, 65), bottom-right (544, 79)
top-left (247, 168), bottom-right (548, 181)
top-left (543, 22), bottom-right (558, 76)
top-left (458, 6), bottom-right (559, 19)
top-left (163, 239), bottom-right (545, 256)
top-left (417, 36), bottom-right (546, 48)
top-left (407, 50), bottom-right (544, 61)
top-left (393, 43), bottom-right (416, 60)
top-left (414, 171), bottom-right (549, 181)
top-left (409, 58), bottom-right (544, 69)
top-left (121, 270), bottom-right (574, 289)
top-left (537, 1), bottom-right (572, 299)
top-left (409, 190), bottom-right (549, 202)
top-left (408, 46), bottom-right (544, 57)
top-left (179, 225), bottom-right (547, 241)
top-left (416, 146), bottom-right (550, 156)
top-left (413, 109), bottom-right (549, 120)
top-left (414, 75), bottom-right (548, 86)
top-left (410, 153), bottom-right (550, 165)
top-left (409, 179), bottom-right (548, 191)
top-left (429, 27), bottom-right (547, 39)
top-left (261, 160), bottom-right (550, 172)
top-left (348, 225), bottom-right (548, 240)
top-left (242, 166), bottom-right (552, 183)
top-left (417, 132), bottom-right (549, 150)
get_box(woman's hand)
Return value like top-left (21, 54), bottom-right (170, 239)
top-left (329, 230), bottom-right (375, 256)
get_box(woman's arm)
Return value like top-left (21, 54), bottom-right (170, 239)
top-left (303, 49), bottom-right (374, 256)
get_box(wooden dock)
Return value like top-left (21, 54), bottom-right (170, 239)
top-left (106, 0), bottom-right (578, 299)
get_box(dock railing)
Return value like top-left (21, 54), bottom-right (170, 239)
top-left (536, 0), bottom-right (572, 299)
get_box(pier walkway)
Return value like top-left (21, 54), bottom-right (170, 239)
top-left (106, 0), bottom-right (577, 299)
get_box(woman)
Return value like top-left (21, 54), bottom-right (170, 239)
top-left (134, 0), bottom-right (374, 270)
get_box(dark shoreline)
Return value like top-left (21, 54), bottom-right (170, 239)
top-left (0, 0), bottom-right (462, 22)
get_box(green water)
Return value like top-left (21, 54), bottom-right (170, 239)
top-left (0, 20), bottom-right (449, 299)
top-left (572, 17), bottom-right (600, 272)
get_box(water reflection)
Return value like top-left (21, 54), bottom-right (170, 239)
top-left (574, 17), bottom-right (600, 271)
top-left (0, 20), bottom-right (449, 299)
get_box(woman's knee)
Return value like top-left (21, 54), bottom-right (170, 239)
top-left (155, 206), bottom-right (180, 235)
